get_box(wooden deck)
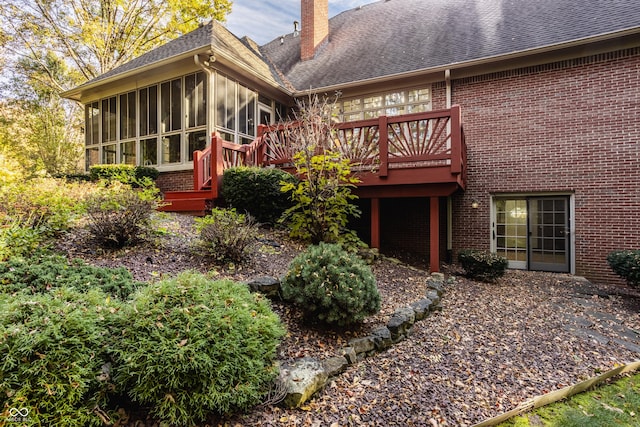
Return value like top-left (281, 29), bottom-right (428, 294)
top-left (161, 105), bottom-right (467, 270)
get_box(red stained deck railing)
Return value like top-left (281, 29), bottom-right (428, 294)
top-left (192, 105), bottom-right (466, 197)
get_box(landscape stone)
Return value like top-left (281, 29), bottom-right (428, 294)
top-left (245, 276), bottom-right (280, 298)
top-left (425, 290), bottom-right (441, 306)
top-left (281, 357), bottom-right (328, 408)
top-left (410, 298), bottom-right (432, 320)
top-left (387, 306), bottom-right (415, 342)
top-left (340, 346), bottom-right (357, 364)
top-left (370, 326), bottom-right (393, 351)
top-left (322, 356), bottom-right (348, 377)
top-left (348, 337), bottom-right (375, 355)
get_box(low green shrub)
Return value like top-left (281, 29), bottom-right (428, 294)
top-left (282, 242), bottom-right (380, 326)
top-left (221, 166), bottom-right (297, 224)
top-left (0, 220), bottom-right (46, 261)
top-left (458, 249), bottom-right (508, 282)
top-left (0, 253), bottom-right (141, 299)
top-left (110, 272), bottom-right (285, 425)
top-left (89, 164), bottom-right (159, 185)
top-left (194, 208), bottom-right (259, 263)
top-left (84, 181), bottom-right (160, 248)
top-left (0, 177), bottom-right (90, 236)
top-left (0, 287), bottom-right (121, 426)
top-left (280, 151), bottom-right (361, 244)
top-left (607, 250), bottom-right (640, 287)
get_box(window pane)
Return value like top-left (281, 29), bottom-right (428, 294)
top-left (141, 138), bottom-right (158, 166)
top-left (148, 86), bottom-right (157, 134)
top-left (85, 102), bottom-right (99, 145)
top-left (216, 74), bottom-right (226, 128)
top-left (120, 141), bottom-right (136, 165)
top-left (171, 78), bottom-right (181, 131)
top-left (162, 134), bottom-right (181, 164)
top-left (139, 88), bottom-right (149, 136)
top-left (188, 131), bottom-right (207, 161)
top-left (101, 97), bottom-right (116, 142)
top-left (85, 147), bottom-right (99, 170)
top-left (161, 81), bottom-right (171, 132)
top-left (186, 74), bottom-right (196, 128)
top-left (102, 144), bottom-right (116, 164)
top-left (247, 89), bottom-right (255, 136)
top-left (119, 92), bottom-right (136, 139)
top-left (226, 78), bottom-right (235, 130)
top-left (239, 85), bottom-right (247, 134)
top-left (196, 72), bottom-right (206, 127)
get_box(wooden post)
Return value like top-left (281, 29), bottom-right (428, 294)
top-left (450, 105), bottom-right (461, 174)
top-left (371, 198), bottom-right (380, 249)
top-left (379, 116), bottom-right (388, 177)
top-left (211, 133), bottom-right (224, 198)
top-left (430, 196), bottom-right (440, 273)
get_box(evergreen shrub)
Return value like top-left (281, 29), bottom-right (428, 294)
top-left (222, 166), bottom-right (297, 224)
top-left (194, 208), bottom-right (259, 263)
top-left (607, 250), bottom-right (640, 287)
top-left (0, 287), bottom-right (121, 426)
top-left (458, 249), bottom-right (508, 282)
top-left (0, 253), bottom-right (140, 299)
top-left (89, 164), bottom-right (159, 185)
top-left (84, 181), bottom-right (160, 248)
top-left (281, 242), bottom-right (381, 326)
top-left (110, 272), bottom-right (285, 425)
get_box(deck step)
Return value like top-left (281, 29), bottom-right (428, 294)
top-left (163, 189), bottom-right (214, 200)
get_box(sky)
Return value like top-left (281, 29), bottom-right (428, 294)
top-left (224, 0), bottom-right (372, 45)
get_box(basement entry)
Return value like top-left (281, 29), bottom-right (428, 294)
top-left (492, 196), bottom-right (572, 273)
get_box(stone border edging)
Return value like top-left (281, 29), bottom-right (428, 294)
top-left (246, 272), bottom-right (448, 408)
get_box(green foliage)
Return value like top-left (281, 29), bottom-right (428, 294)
top-left (0, 220), bottom-right (45, 261)
top-left (0, 253), bottom-right (140, 300)
top-left (0, 177), bottom-right (89, 236)
top-left (111, 272), bottom-right (285, 425)
top-left (458, 249), bottom-right (508, 282)
top-left (282, 242), bottom-right (381, 326)
top-left (84, 180), bottom-right (160, 248)
top-left (281, 151), bottom-right (361, 244)
top-left (0, 287), bottom-right (122, 426)
top-left (89, 164), bottom-right (159, 185)
top-left (194, 208), bottom-right (259, 264)
top-left (606, 250), bottom-right (640, 287)
top-left (221, 166), bottom-right (297, 224)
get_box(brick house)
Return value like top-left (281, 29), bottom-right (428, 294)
top-left (62, 0), bottom-right (640, 285)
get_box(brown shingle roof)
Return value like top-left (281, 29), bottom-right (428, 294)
top-left (261, 0), bottom-right (640, 91)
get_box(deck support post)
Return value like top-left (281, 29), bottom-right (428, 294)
top-left (430, 196), bottom-right (440, 273)
top-left (371, 198), bottom-right (380, 249)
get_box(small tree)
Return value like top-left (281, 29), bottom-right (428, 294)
top-left (278, 95), bottom-right (362, 244)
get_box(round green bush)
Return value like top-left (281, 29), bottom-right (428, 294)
top-left (0, 287), bottom-right (120, 427)
top-left (458, 249), bottom-right (508, 282)
top-left (221, 166), bottom-right (297, 224)
top-left (607, 250), bottom-right (640, 287)
top-left (281, 242), bottom-right (381, 326)
top-left (110, 272), bottom-right (285, 425)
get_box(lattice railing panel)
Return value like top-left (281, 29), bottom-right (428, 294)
top-left (387, 117), bottom-right (451, 159)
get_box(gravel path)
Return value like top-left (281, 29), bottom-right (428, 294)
top-left (56, 213), bottom-right (640, 426)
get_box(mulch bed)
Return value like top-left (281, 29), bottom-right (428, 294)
top-left (56, 213), bottom-right (640, 426)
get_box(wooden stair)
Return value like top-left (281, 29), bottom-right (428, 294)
top-left (159, 189), bottom-right (215, 216)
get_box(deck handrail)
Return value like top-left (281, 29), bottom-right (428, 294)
top-left (191, 105), bottom-right (466, 196)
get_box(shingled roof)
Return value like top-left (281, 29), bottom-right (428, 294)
top-left (261, 0), bottom-right (640, 91)
top-left (67, 0), bottom-right (640, 97)
top-left (65, 20), bottom-right (283, 96)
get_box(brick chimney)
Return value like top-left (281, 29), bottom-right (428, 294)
top-left (301, 0), bottom-right (328, 61)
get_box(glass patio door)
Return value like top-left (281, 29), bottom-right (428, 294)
top-left (493, 197), bottom-right (570, 273)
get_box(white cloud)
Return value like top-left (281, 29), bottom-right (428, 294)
top-left (225, 0), bottom-right (372, 44)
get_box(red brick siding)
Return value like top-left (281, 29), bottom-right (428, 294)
top-left (301, 0), bottom-right (328, 61)
top-left (156, 170), bottom-right (193, 193)
top-left (450, 48), bottom-right (640, 285)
